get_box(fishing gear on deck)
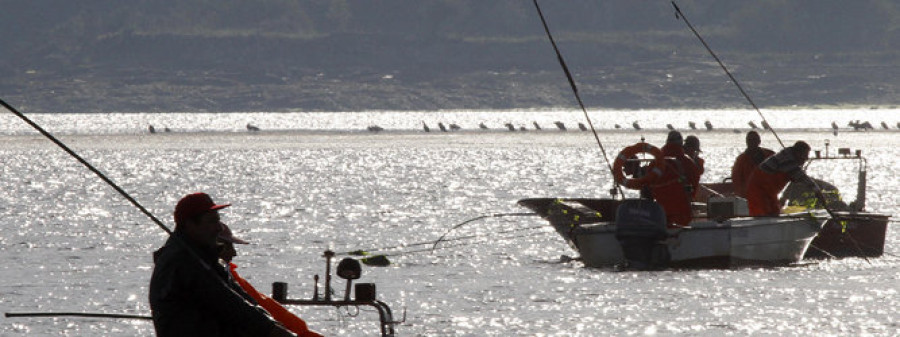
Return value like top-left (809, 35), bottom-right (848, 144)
top-left (670, 1), bottom-right (785, 148)
top-left (532, 0), bottom-right (623, 197)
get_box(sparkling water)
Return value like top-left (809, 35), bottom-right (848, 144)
top-left (0, 110), bottom-right (897, 336)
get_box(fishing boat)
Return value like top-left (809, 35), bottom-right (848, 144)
top-left (523, 2), bottom-right (886, 270)
top-left (699, 146), bottom-right (892, 259)
top-left (519, 197), bottom-right (828, 269)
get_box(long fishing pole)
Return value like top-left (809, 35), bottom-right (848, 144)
top-left (670, 1), bottom-right (785, 148)
top-left (0, 99), bottom-right (173, 234)
top-left (669, 4), bottom-right (870, 265)
top-left (5, 312), bottom-right (151, 320)
top-left (1, 99), bottom-right (257, 294)
top-left (532, 0), bottom-right (624, 197)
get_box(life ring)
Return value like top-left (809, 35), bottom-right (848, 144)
top-left (613, 143), bottom-right (666, 190)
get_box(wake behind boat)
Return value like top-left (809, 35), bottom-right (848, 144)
top-left (519, 198), bottom-right (828, 269)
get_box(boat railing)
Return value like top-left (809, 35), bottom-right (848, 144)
top-left (272, 250), bottom-right (404, 337)
top-left (803, 145), bottom-right (868, 212)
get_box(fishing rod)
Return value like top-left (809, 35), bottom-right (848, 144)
top-left (532, 0), bottom-right (624, 197)
top-left (669, 3), bottom-right (858, 262)
top-left (5, 312), bottom-right (151, 320)
top-left (0, 99), bottom-right (219, 269)
top-left (0, 99), bottom-right (264, 310)
top-left (0, 99), bottom-right (173, 234)
top-left (670, 1), bottom-right (785, 149)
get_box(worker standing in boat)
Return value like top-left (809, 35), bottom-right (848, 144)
top-left (683, 135), bottom-right (704, 198)
top-left (218, 223), bottom-right (324, 337)
top-left (149, 192), bottom-right (296, 337)
top-left (745, 141), bottom-right (816, 216)
top-left (649, 131), bottom-right (701, 227)
top-left (731, 131), bottom-right (775, 198)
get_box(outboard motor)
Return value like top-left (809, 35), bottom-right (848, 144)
top-left (615, 199), bottom-right (670, 270)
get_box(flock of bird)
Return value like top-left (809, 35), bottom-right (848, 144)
top-left (148, 120), bottom-right (898, 134)
top-left (402, 120), bottom-right (900, 134)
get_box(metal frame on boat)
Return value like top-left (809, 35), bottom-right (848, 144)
top-left (272, 250), bottom-right (404, 337)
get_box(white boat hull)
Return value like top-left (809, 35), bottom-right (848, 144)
top-left (520, 198), bottom-right (827, 269)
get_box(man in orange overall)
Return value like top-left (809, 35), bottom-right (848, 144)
top-left (650, 131), bottom-right (701, 227)
top-left (731, 131), bottom-right (775, 198)
top-left (683, 135), bottom-right (704, 199)
top-left (746, 141), bottom-right (816, 216)
top-left (218, 224), bottom-right (324, 337)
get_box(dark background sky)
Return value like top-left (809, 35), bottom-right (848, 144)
top-left (3, 0), bottom-right (900, 112)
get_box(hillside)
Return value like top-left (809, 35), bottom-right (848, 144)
top-left (2, 1), bottom-right (900, 112)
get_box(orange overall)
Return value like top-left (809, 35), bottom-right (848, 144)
top-left (746, 169), bottom-right (790, 216)
top-left (731, 148), bottom-right (775, 198)
top-left (650, 144), bottom-right (700, 227)
top-left (229, 263), bottom-right (324, 337)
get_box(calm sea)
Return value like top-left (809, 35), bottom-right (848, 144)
top-left (0, 109), bottom-right (897, 336)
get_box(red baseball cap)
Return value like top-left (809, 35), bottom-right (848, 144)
top-left (174, 192), bottom-right (231, 227)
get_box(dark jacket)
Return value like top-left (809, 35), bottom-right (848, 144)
top-left (149, 232), bottom-right (279, 337)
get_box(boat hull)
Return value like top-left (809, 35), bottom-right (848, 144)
top-left (520, 198), bottom-right (826, 269)
top-left (806, 212), bottom-right (890, 258)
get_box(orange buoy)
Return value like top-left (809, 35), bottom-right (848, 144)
top-left (613, 143), bottom-right (666, 190)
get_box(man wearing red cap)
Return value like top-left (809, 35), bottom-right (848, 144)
top-left (149, 192), bottom-right (297, 337)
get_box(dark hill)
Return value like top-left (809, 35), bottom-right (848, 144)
top-left (2, 1), bottom-right (900, 112)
